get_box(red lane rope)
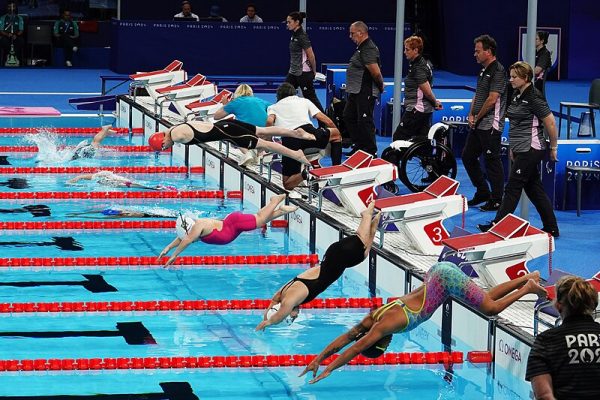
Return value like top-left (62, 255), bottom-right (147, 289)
top-left (0, 127), bottom-right (144, 136)
top-left (0, 220), bottom-right (176, 230)
top-left (0, 190), bottom-right (221, 200)
top-left (0, 351), bottom-right (487, 372)
top-left (0, 145), bottom-right (166, 153)
top-left (0, 166), bottom-right (203, 174)
top-left (0, 296), bottom-right (380, 314)
top-left (0, 254), bottom-right (319, 268)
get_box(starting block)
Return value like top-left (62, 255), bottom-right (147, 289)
top-left (534, 270), bottom-right (600, 335)
top-left (129, 60), bottom-right (187, 101)
top-left (308, 150), bottom-right (397, 216)
top-left (154, 74), bottom-right (217, 118)
top-left (440, 214), bottom-right (554, 288)
top-left (185, 89), bottom-right (233, 120)
top-left (374, 175), bottom-right (466, 254)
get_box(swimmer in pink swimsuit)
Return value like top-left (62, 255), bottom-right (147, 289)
top-left (158, 194), bottom-right (297, 267)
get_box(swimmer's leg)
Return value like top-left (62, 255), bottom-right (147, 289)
top-left (255, 138), bottom-right (310, 166)
top-left (479, 275), bottom-right (547, 316)
top-left (254, 194), bottom-right (297, 226)
top-left (486, 271), bottom-right (541, 300)
top-left (355, 202), bottom-right (381, 255)
top-left (255, 126), bottom-right (316, 141)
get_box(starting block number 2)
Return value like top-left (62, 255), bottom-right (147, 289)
top-left (424, 220), bottom-right (449, 245)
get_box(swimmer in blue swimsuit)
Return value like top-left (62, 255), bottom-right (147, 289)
top-left (255, 202), bottom-right (381, 331)
top-left (300, 264), bottom-right (548, 384)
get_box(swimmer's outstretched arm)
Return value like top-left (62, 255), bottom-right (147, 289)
top-left (161, 223), bottom-right (204, 267)
top-left (67, 174), bottom-right (94, 184)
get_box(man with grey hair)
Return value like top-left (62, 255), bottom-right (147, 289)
top-left (343, 21), bottom-right (384, 157)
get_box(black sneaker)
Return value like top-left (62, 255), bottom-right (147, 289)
top-left (478, 222), bottom-right (494, 232)
top-left (542, 227), bottom-right (560, 238)
top-left (479, 200), bottom-right (501, 212)
top-left (467, 192), bottom-right (490, 206)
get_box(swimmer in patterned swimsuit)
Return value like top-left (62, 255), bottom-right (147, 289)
top-left (70, 125), bottom-right (114, 160)
top-left (158, 194), bottom-right (297, 267)
top-left (67, 171), bottom-right (176, 191)
top-left (157, 119), bottom-right (316, 166)
top-left (255, 201), bottom-right (381, 331)
top-left (300, 262), bottom-right (548, 383)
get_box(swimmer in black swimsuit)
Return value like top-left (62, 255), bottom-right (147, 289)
top-left (71, 125), bottom-right (114, 160)
top-left (159, 119), bottom-right (316, 166)
top-left (255, 201), bottom-right (381, 331)
top-left (0, 204), bottom-right (50, 217)
top-left (0, 178), bottom-right (30, 189)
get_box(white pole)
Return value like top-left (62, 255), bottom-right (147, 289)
top-left (299, 0), bottom-right (307, 28)
top-left (117, 0), bottom-right (121, 20)
top-left (392, 0), bottom-right (406, 133)
top-left (519, 0), bottom-right (538, 219)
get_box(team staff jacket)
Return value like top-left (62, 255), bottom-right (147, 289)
top-left (526, 314), bottom-right (600, 400)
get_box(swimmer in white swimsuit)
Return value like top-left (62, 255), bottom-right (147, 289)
top-left (67, 171), bottom-right (176, 191)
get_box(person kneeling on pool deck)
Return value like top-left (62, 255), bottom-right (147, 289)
top-left (158, 194), bottom-right (297, 267)
top-left (67, 171), bottom-right (176, 191)
top-left (150, 120), bottom-right (315, 166)
top-left (70, 124), bottom-right (115, 160)
top-left (299, 262), bottom-right (548, 384)
top-left (255, 202), bottom-right (381, 331)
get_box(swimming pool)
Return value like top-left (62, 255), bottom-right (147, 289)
top-left (0, 116), bottom-right (534, 399)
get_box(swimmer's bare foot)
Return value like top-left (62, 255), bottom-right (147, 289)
top-left (295, 127), bottom-right (316, 141)
top-left (525, 279), bottom-right (548, 298)
top-left (270, 193), bottom-right (287, 205)
top-left (295, 150), bottom-right (311, 166)
top-left (278, 205), bottom-right (298, 214)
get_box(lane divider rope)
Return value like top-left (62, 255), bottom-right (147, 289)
top-left (0, 166), bottom-right (203, 174)
top-left (0, 351), bottom-right (495, 372)
top-left (0, 190), bottom-right (223, 200)
top-left (0, 145), bottom-right (167, 153)
top-left (0, 254), bottom-right (319, 268)
top-left (0, 127), bottom-right (144, 136)
top-left (0, 296), bottom-right (378, 314)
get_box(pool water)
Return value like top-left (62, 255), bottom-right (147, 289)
top-left (0, 116), bottom-right (534, 399)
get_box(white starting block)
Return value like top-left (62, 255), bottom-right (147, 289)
top-left (185, 89), bottom-right (234, 120)
top-left (441, 214), bottom-right (555, 289)
top-left (308, 150), bottom-right (397, 216)
top-left (129, 60), bottom-right (187, 101)
top-left (374, 175), bottom-right (466, 254)
top-left (154, 74), bottom-right (217, 117)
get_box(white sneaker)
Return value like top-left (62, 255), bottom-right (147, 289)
top-left (65, 60), bottom-right (72, 67)
top-left (72, 46), bottom-right (78, 52)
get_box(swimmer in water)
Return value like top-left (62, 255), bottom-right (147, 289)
top-left (158, 194), bottom-right (297, 266)
top-left (67, 171), bottom-right (176, 191)
top-left (67, 207), bottom-right (177, 219)
top-left (255, 202), bottom-right (380, 330)
top-left (299, 264), bottom-right (547, 383)
top-left (70, 124), bottom-right (115, 160)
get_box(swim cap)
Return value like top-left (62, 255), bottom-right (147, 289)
top-left (148, 132), bottom-right (165, 152)
top-left (266, 303), bottom-right (280, 320)
top-left (176, 214), bottom-right (196, 239)
top-left (360, 334), bottom-right (393, 358)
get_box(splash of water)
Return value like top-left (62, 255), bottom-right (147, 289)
top-left (23, 130), bottom-right (80, 164)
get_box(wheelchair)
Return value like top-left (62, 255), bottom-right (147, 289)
top-left (381, 122), bottom-right (457, 193)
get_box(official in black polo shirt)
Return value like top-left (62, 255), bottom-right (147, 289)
top-left (534, 31), bottom-right (552, 98)
top-left (526, 275), bottom-right (600, 400)
top-left (343, 21), bottom-right (384, 157)
top-left (463, 34), bottom-right (507, 212)
top-left (285, 11), bottom-right (325, 120)
top-left (478, 61), bottom-right (559, 237)
top-left (393, 35), bottom-right (442, 141)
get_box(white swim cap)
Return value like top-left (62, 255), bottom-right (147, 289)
top-left (176, 214), bottom-right (196, 239)
top-left (266, 303), bottom-right (280, 320)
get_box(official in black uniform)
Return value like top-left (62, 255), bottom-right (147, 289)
top-left (534, 31), bottom-right (552, 98)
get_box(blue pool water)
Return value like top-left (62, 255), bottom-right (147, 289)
top-left (0, 116), bottom-right (535, 399)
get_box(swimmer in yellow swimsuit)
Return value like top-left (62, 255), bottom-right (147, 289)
top-left (300, 263), bottom-right (547, 384)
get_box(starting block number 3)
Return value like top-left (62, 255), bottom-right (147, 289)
top-left (424, 220), bottom-right (448, 245)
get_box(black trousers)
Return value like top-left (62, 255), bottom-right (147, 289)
top-left (392, 109), bottom-right (432, 141)
top-left (494, 148), bottom-right (558, 230)
top-left (343, 92), bottom-right (377, 156)
top-left (56, 34), bottom-right (77, 62)
top-left (462, 127), bottom-right (504, 201)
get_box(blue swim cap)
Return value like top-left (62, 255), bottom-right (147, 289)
top-left (101, 208), bottom-right (121, 216)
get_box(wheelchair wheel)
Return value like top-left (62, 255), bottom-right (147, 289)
top-left (399, 140), bottom-right (457, 192)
